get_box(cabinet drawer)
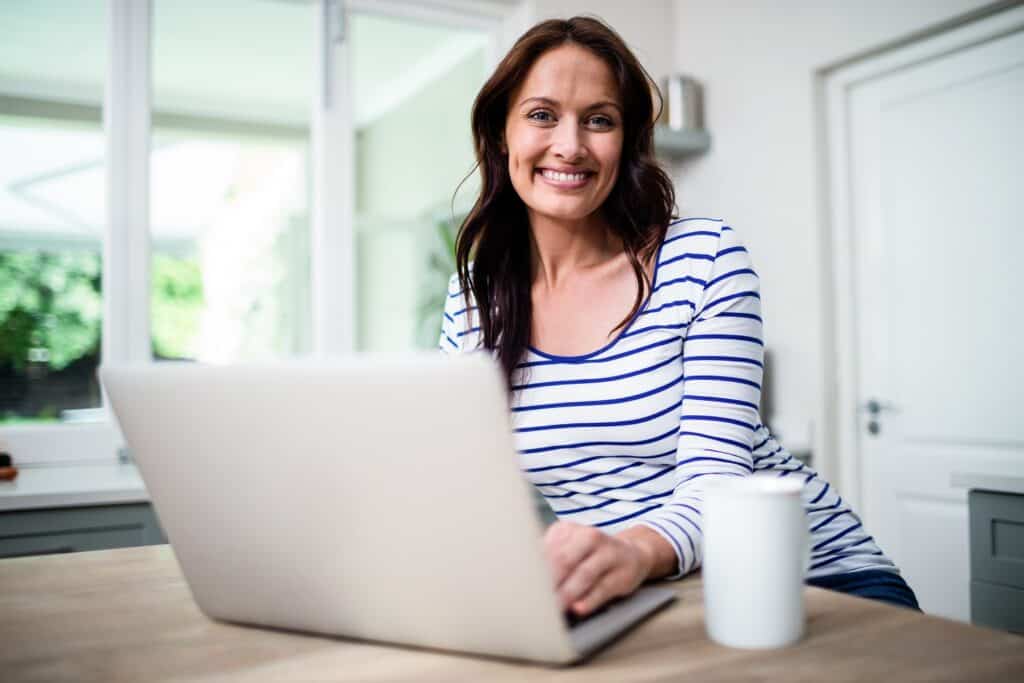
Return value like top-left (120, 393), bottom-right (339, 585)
top-left (0, 503), bottom-right (166, 559)
top-left (968, 490), bottom-right (1024, 588)
top-left (971, 580), bottom-right (1024, 633)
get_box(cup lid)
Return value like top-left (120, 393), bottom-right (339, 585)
top-left (704, 473), bottom-right (803, 497)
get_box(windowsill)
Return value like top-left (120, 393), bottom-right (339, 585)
top-left (0, 462), bottom-right (149, 512)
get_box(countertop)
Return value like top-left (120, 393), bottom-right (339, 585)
top-left (2, 545), bottom-right (1022, 681)
top-left (0, 462), bottom-right (149, 512)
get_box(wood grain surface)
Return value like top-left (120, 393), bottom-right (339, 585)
top-left (1, 545), bottom-right (1021, 682)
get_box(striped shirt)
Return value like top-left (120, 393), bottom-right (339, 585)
top-left (440, 217), bottom-right (896, 579)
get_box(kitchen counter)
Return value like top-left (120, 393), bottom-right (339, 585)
top-left (0, 462), bottom-right (149, 512)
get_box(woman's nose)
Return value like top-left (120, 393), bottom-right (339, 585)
top-left (551, 120), bottom-right (585, 161)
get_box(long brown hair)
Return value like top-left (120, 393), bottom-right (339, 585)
top-left (455, 16), bottom-right (675, 387)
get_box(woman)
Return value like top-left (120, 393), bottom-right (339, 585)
top-left (439, 16), bottom-right (919, 618)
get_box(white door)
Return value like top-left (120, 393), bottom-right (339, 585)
top-left (838, 11), bottom-right (1024, 621)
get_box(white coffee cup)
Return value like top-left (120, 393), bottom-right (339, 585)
top-left (702, 474), bottom-right (808, 649)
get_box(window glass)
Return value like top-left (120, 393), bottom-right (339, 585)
top-left (0, 0), bottom-right (106, 424)
top-left (351, 13), bottom-right (488, 350)
top-left (151, 0), bottom-right (313, 361)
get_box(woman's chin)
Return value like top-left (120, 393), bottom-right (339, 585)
top-left (527, 201), bottom-right (601, 225)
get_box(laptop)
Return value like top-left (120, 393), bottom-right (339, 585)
top-left (100, 353), bottom-right (675, 665)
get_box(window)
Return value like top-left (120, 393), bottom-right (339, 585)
top-left (0, 0), bottom-right (516, 465)
top-left (151, 0), bottom-right (314, 361)
top-left (0, 1), bottom-right (107, 426)
top-left (350, 12), bottom-right (488, 351)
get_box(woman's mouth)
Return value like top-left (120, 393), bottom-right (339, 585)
top-left (536, 168), bottom-right (593, 189)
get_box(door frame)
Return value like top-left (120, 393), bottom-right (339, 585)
top-left (818, 4), bottom-right (1024, 513)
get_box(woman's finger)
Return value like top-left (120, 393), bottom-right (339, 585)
top-left (544, 522), bottom-right (602, 586)
top-left (559, 541), bottom-right (617, 608)
top-left (571, 568), bottom-right (631, 616)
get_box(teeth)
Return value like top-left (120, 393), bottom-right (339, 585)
top-left (541, 169), bottom-right (588, 182)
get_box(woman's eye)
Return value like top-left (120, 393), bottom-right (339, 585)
top-left (588, 115), bottom-right (614, 128)
top-left (527, 110), bottom-right (554, 122)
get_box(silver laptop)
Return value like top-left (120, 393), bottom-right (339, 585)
top-left (100, 354), bottom-right (675, 665)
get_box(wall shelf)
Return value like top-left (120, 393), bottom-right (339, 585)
top-left (654, 126), bottom-right (711, 160)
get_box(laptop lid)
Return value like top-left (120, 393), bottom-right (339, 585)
top-left (101, 354), bottom-right (587, 663)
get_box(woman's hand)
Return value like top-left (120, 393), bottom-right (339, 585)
top-left (543, 520), bottom-right (658, 617)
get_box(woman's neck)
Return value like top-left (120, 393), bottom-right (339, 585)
top-left (528, 211), bottom-right (621, 290)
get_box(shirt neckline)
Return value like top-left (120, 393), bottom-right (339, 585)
top-left (526, 234), bottom-right (667, 362)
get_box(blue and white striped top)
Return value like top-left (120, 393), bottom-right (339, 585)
top-left (440, 217), bottom-right (896, 579)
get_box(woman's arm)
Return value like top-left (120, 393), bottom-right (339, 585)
top-left (618, 524), bottom-right (679, 578)
top-left (548, 224), bottom-right (763, 612)
top-left (632, 223), bottom-right (762, 577)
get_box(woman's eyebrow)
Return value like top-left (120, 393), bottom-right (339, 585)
top-left (518, 96), bottom-right (622, 113)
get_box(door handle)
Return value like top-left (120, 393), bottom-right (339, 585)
top-left (862, 399), bottom-right (898, 416)
top-left (861, 399), bottom-right (898, 436)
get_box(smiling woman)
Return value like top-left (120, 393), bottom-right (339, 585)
top-left (440, 16), bottom-right (920, 620)
top-left (457, 18), bottom-right (674, 388)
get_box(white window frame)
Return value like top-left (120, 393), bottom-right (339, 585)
top-left (0, 0), bottom-right (524, 466)
top-left (0, 0), bottom-right (150, 466)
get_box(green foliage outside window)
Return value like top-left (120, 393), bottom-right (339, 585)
top-left (151, 252), bottom-right (203, 359)
top-left (0, 251), bottom-right (102, 371)
top-left (0, 249), bottom-right (204, 370)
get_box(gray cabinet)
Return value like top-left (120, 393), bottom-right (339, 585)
top-left (0, 503), bottom-right (166, 559)
top-left (968, 490), bottom-right (1024, 633)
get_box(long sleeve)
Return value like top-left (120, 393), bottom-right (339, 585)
top-left (634, 225), bottom-right (762, 577)
top-left (438, 273), bottom-right (472, 355)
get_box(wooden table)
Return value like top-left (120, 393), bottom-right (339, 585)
top-left (2, 546), bottom-right (1021, 682)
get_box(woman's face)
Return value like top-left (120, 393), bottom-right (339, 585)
top-left (503, 44), bottom-right (624, 226)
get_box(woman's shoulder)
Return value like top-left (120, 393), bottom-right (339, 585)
top-left (440, 270), bottom-right (482, 354)
top-left (655, 216), bottom-right (735, 273)
top-left (661, 216), bottom-right (732, 248)
top-left (650, 217), bottom-right (755, 309)
top-left (444, 270), bottom-right (479, 318)
top-left (658, 216), bottom-right (751, 266)
top-left (445, 269), bottom-right (476, 306)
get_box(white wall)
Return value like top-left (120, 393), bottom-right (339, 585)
top-left (528, 0), bottom-right (674, 84)
top-left (670, 0), bottom-right (996, 483)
